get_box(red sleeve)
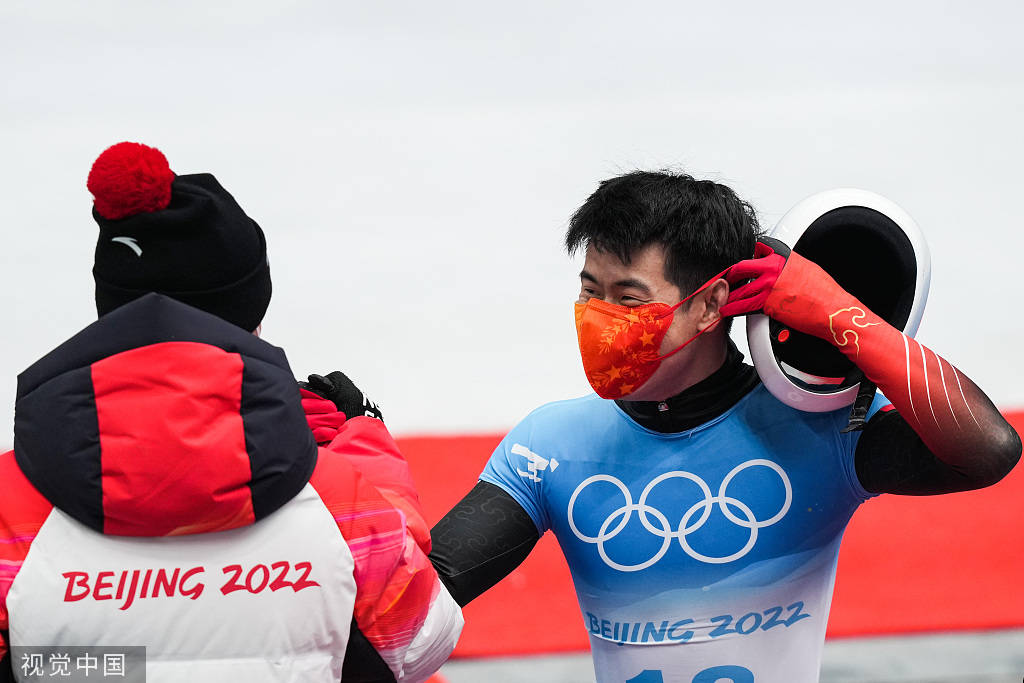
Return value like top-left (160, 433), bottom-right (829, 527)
top-left (309, 446), bottom-right (441, 676)
top-left (321, 417), bottom-right (432, 555)
top-left (764, 253), bottom-right (1020, 484)
top-left (0, 450), bottom-right (55, 661)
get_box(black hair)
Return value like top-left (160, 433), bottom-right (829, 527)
top-left (566, 170), bottom-right (761, 299)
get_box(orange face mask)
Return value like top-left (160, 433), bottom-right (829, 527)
top-left (574, 270), bottom-right (727, 399)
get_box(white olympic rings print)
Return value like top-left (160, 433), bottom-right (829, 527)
top-left (567, 459), bottom-right (792, 571)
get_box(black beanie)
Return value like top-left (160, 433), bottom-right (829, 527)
top-left (88, 142), bottom-right (272, 332)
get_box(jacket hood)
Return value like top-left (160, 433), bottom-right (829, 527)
top-left (14, 293), bottom-right (317, 537)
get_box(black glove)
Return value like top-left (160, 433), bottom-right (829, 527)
top-left (298, 371), bottom-right (384, 422)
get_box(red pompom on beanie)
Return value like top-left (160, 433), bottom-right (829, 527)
top-left (87, 142), bottom-right (176, 220)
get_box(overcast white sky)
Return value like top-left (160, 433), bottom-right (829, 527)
top-left (2, 0), bottom-right (1022, 441)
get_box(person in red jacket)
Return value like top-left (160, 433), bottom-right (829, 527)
top-left (0, 142), bottom-right (461, 682)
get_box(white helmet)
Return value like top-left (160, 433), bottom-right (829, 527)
top-left (747, 189), bottom-right (931, 412)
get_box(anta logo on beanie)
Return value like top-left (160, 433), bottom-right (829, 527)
top-left (88, 141), bottom-right (273, 332)
top-left (110, 236), bottom-right (143, 257)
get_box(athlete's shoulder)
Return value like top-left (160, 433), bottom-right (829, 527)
top-left (524, 389), bottom-right (602, 417)
top-left (509, 393), bottom-right (619, 441)
top-left (735, 384), bottom-right (876, 480)
top-left (522, 393), bottom-right (606, 420)
top-left (736, 384), bottom-right (853, 431)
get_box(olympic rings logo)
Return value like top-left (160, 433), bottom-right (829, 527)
top-left (567, 459), bottom-right (791, 571)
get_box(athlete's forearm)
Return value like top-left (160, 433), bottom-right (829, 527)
top-left (765, 253), bottom-right (1021, 486)
top-left (429, 481), bottom-right (539, 607)
top-left (856, 409), bottom-right (990, 494)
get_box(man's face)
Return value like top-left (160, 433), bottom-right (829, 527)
top-left (577, 243), bottom-right (726, 401)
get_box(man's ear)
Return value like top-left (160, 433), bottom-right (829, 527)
top-left (696, 278), bottom-right (730, 330)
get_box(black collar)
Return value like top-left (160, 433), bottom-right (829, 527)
top-left (615, 340), bottom-right (760, 433)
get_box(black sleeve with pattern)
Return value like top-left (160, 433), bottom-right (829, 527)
top-left (429, 481), bottom-right (540, 607)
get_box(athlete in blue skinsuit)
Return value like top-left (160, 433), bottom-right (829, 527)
top-left (428, 171), bottom-right (1019, 683)
top-left (478, 383), bottom-right (888, 682)
top-left (426, 171), bottom-right (1020, 683)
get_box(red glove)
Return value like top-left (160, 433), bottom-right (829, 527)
top-left (720, 238), bottom-right (790, 318)
top-left (722, 236), bottom-right (860, 345)
top-left (300, 388), bottom-right (347, 445)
